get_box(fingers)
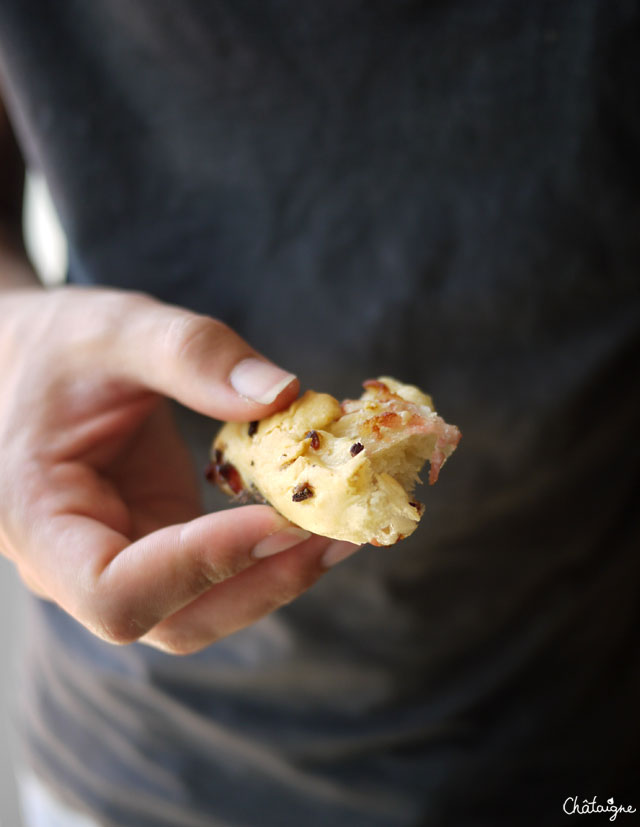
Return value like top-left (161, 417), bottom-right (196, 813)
top-left (0, 286), bottom-right (362, 653)
top-left (106, 294), bottom-right (298, 420)
top-left (26, 503), bottom-right (361, 651)
top-left (141, 537), bottom-right (362, 654)
top-left (31, 505), bottom-right (316, 644)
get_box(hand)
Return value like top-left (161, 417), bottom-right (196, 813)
top-left (0, 286), bottom-right (359, 653)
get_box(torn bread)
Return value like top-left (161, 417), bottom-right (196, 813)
top-left (209, 377), bottom-right (461, 546)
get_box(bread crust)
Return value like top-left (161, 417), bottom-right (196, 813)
top-left (210, 377), bottom-right (460, 546)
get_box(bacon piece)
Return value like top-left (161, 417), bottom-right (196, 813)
top-left (304, 430), bottom-right (320, 450)
top-left (427, 426), bottom-right (462, 484)
top-left (204, 450), bottom-right (246, 495)
top-left (292, 483), bottom-right (314, 502)
top-left (204, 449), bottom-right (224, 483)
top-left (343, 380), bottom-right (461, 485)
top-left (219, 462), bottom-right (245, 495)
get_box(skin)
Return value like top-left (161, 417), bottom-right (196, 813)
top-left (0, 93), bottom-right (358, 655)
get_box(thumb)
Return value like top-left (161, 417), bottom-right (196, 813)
top-left (113, 294), bottom-right (298, 420)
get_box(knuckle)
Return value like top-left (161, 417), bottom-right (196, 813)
top-left (178, 525), bottom-right (245, 593)
top-left (78, 290), bottom-right (150, 346)
top-left (186, 561), bottom-right (231, 593)
top-left (88, 601), bottom-right (146, 646)
top-left (163, 313), bottom-right (227, 364)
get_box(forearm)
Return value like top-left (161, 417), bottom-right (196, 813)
top-left (0, 226), bottom-right (40, 290)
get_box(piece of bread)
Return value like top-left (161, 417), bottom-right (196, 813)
top-left (209, 377), bottom-right (461, 546)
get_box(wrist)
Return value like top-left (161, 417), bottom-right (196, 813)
top-left (0, 250), bottom-right (42, 292)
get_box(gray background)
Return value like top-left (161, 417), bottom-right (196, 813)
top-left (0, 558), bottom-right (24, 827)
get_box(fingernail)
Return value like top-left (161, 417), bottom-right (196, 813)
top-left (230, 358), bottom-right (297, 405)
top-left (321, 541), bottom-right (363, 568)
top-left (252, 527), bottom-right (312, 559)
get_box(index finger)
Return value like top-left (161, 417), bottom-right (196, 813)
top-left (99, 293), bottom-right (299, 420)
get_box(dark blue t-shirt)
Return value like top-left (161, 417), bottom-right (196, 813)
top-left (1, 2), bottom-right (639, 825)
